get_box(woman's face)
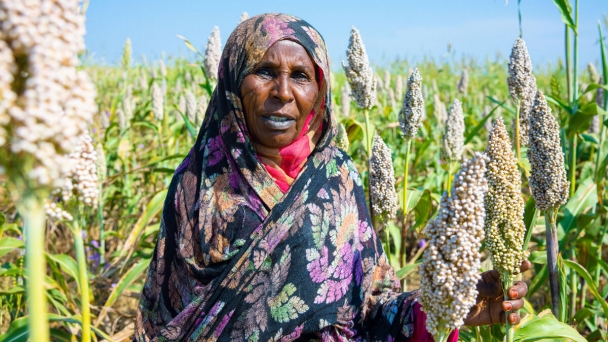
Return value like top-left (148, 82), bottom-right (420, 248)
top-left (240, 39), bottom-right (319, 149)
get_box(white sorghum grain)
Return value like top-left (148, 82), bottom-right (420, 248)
top-left (151, 82), bottom-right (164, 121)
top-left (419, 152), bottom-right (488, 338)
top-left (342, 27), bottom-right (376, 110)
top-left (457, 69), bottom-right (468, 95)
top-left (204, 26), bottom-right (221, 81)
top-left (528, 90), bottom-right (569, 211)
top-left (186, 90), bottom-right (197, 124)
top-left (442, 99), bottom-right (465, 162)
top-left (369, 134), bottom-right (398, 220)
top-left (398, 69), bottom-right (424, 139)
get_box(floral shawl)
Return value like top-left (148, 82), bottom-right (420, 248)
top-left (135, 13), bottom-right (451, 342)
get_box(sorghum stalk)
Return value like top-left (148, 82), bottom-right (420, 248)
top-left (72, 216), bottom-right (91, 342)
top-left (18, 194), bottom-right (49, 342)
top-left (595, 23), bottom-right (608, 285)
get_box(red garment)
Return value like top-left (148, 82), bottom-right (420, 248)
top-left (410, 302), bottom-right (459, 341)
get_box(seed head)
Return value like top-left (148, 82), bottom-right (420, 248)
top-left (196, 95), bottom-right (208, 126)
top-left (122, 38), bottom-right (132, 69)
top-left (341, 83), bottom-right (351, 118)
top-left (239, 12), bottom-right (249, 23)
top-left (507, 38), bottom-right (533, 102)
top-left (117, 108), bottom-right (127, 132)
top-left (587, 63), bottom-right (600, 84)
top-left (54, 133), bottom-right (99, 207)
top-left (342, 27), bottom-right (376, 109)
top-left (419, 153), bottom-right (488, 337)
top-left (178, 94), bottom-right (186, 114)
top-left (442, 99), bottom-right (465, 162)
top-left (517, 75), bottom-right (537, 146)
top-left (151, 82), bottom-right (164, 120)
top-left (204, 26), bottom-right (221, 81)
top-left (185, 90), bottom-right (197, 124)
top-left (0, 0), bottom-right (97, 188)
top-left (434, 94), bottom-right (447, 125)
top-left (369, 134), bottom-right (398, 220)
top-left (398, 69), bottom-right (424, 139)
top-left (395, 74), bottom-right (404, 100)
top-left (335, 123), bottom-right (350, 151)
top-left (528, 90), bottom-right (569, 211)
top-left (484, 117), bottom-right (529, 275)
top-left (383, 70), bottom-right (391, 90)
top-left (457, 69), bottom-right (468, 95)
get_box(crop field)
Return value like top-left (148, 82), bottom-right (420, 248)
top-left (0, 1), bottom-right (608, 341)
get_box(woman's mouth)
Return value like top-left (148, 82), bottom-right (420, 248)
top-left (262, 115), bottom-right (295, 130)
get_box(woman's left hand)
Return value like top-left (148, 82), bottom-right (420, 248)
top-left (464, 260), bottom-right (532, 327)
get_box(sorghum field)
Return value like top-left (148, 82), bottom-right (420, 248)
top-left (1, 1), bottom-right (608, 341)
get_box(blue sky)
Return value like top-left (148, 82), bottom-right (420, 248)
top-left (84, 0), bottom-right (607, 70)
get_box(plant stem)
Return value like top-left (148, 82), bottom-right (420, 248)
top-left (72, 219), bottom-right (91, 342)
top-left (544, 207), bottom-right (560, 318)
top-left (364, 109), bottom-right (373, 156)
top-left (400, 138), bottom-right (412, 268)
top-left (446, 161), bottom-right (454, 196)
top-left (565, 25), bottom-right (572, 104)
top-left (569, 136), bottom-right (577, 197)
top-left (19, 194), bottom-right (50, 342)
top-left (98, 184), bottom-right (105, 267)
top-left (502, 272), bottom-right (515, 342)
top-left (515, 99), bottom-right (521, 161)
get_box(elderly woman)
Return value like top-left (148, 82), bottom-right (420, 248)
top-left (135, 13), bottom-right (529, 341)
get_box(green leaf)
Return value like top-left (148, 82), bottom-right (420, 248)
top-left (101, 259), bottom-right (150, 314)
top-left (528, 251), bottom-right (546, 264)
top-left (114, 189), bottom-right (167, 263)
top-left (0, 316), bottom-right (28, 342)
top-left (551, 0), bottom-right (577, 34)
top-left (545, 94), bottom-right (573, 115)
top-left (563, 259), bottom-right (608, 318)
top-left (559, 178), bottom-right (597, 235)
top-left (179, 112), bottom-right (198, 138)
top-left (0, 237), bottom-right (23, 259)
top-left (175, 34), bottom-right (201, 56)
top-left (48, 314), bottom-right (113, 341)
top-left (46, 253), bottom-right (80, 288)
top-left (487, 96), bottom-right (515, 115)
top-left (411, 190), bottom-right (433, 232)
top-left (581, 133), bottom-right (599, 144)
top-left (567, 103), bottom-right (607, 136)
top-left (557, 255), bottom-right (568, 322)
top-left (464, 104), bottom-right (502, 145)
top-left (513, 312), bottom-right (586, 341)
top-left (522, 196), bottom-right (538, 251)
top-left (396, 260), bottom-right (421, 279)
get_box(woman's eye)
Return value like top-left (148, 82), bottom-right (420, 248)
top-left (292, 72), bottom-right (310, 81)
top-left (255, 68), bottom-right (272, 77)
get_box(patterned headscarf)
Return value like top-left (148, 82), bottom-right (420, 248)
top-left (136, 13), bottom-right (450, 342)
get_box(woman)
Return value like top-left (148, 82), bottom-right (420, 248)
top-left (135, 13), bottom-right (529, 341)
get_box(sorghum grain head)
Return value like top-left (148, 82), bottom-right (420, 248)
top-left (398, 68), bottom-right (424, 139)
top-left (204, 26), bottom-right (221, 81)
top-left (507, 38), bottom-right (533, 102)
top-left (442, 99), bottom-right (465, 162)
top-left (342, 26), bottom-right (376, 109)
top-left (528, 90), bottom-right (569, 211)
top-left (369, 134), bottom-right (398, 220)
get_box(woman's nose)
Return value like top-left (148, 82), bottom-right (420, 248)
top-left (273, 74), bottom-right (294, 103)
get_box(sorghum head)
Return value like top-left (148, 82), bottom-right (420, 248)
top-left (342, 27), bottom-right (376, 109)
top-left (369, 134), bottom-right (398, 220)
top-left (398, 69), bottom-right (425, 139)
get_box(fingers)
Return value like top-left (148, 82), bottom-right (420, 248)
top-left (507, 312), bottom-right (521, 325)
top-left (508, 280), bottom-right (528, 299)
top-left (517, 260), bottom-right (532, 274)
top-left (502, 298), bottom-right (524, 312)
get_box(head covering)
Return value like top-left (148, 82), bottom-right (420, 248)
top-left (135, 13), bottom-right (455, 341)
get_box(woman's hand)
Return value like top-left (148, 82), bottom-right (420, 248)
top-left (464, 260), bottom-right (531, 327)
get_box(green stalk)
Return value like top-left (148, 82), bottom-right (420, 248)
top-left (434, 325), bottom-right (450, 342)
top-left (594, 23), bottom-right (608, 284)
top-left (569, 248), bottom-right (578, 319)
top-left (502, 272), bottom-right (515, 342)
top-left (515, 99), bottom-right (521, 161)
top-left (72, 219), bottom-right (91, 342)
top-left (400, 139), bottom-right (412, 268)
top-left (18, 194), bottom-right (50, 342)
top-left (570, 0), bottom-right (579, 196)
top-left (97, 187), bottom-right (105, 267)
top-left (364, 109), bottom-right (373, 155)
top-left (446, 161), bottom-right (455, 196)
top-left (565, 25), bottom-right (572, 104)
top-left (544, 207), bottom-right (560, 318)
